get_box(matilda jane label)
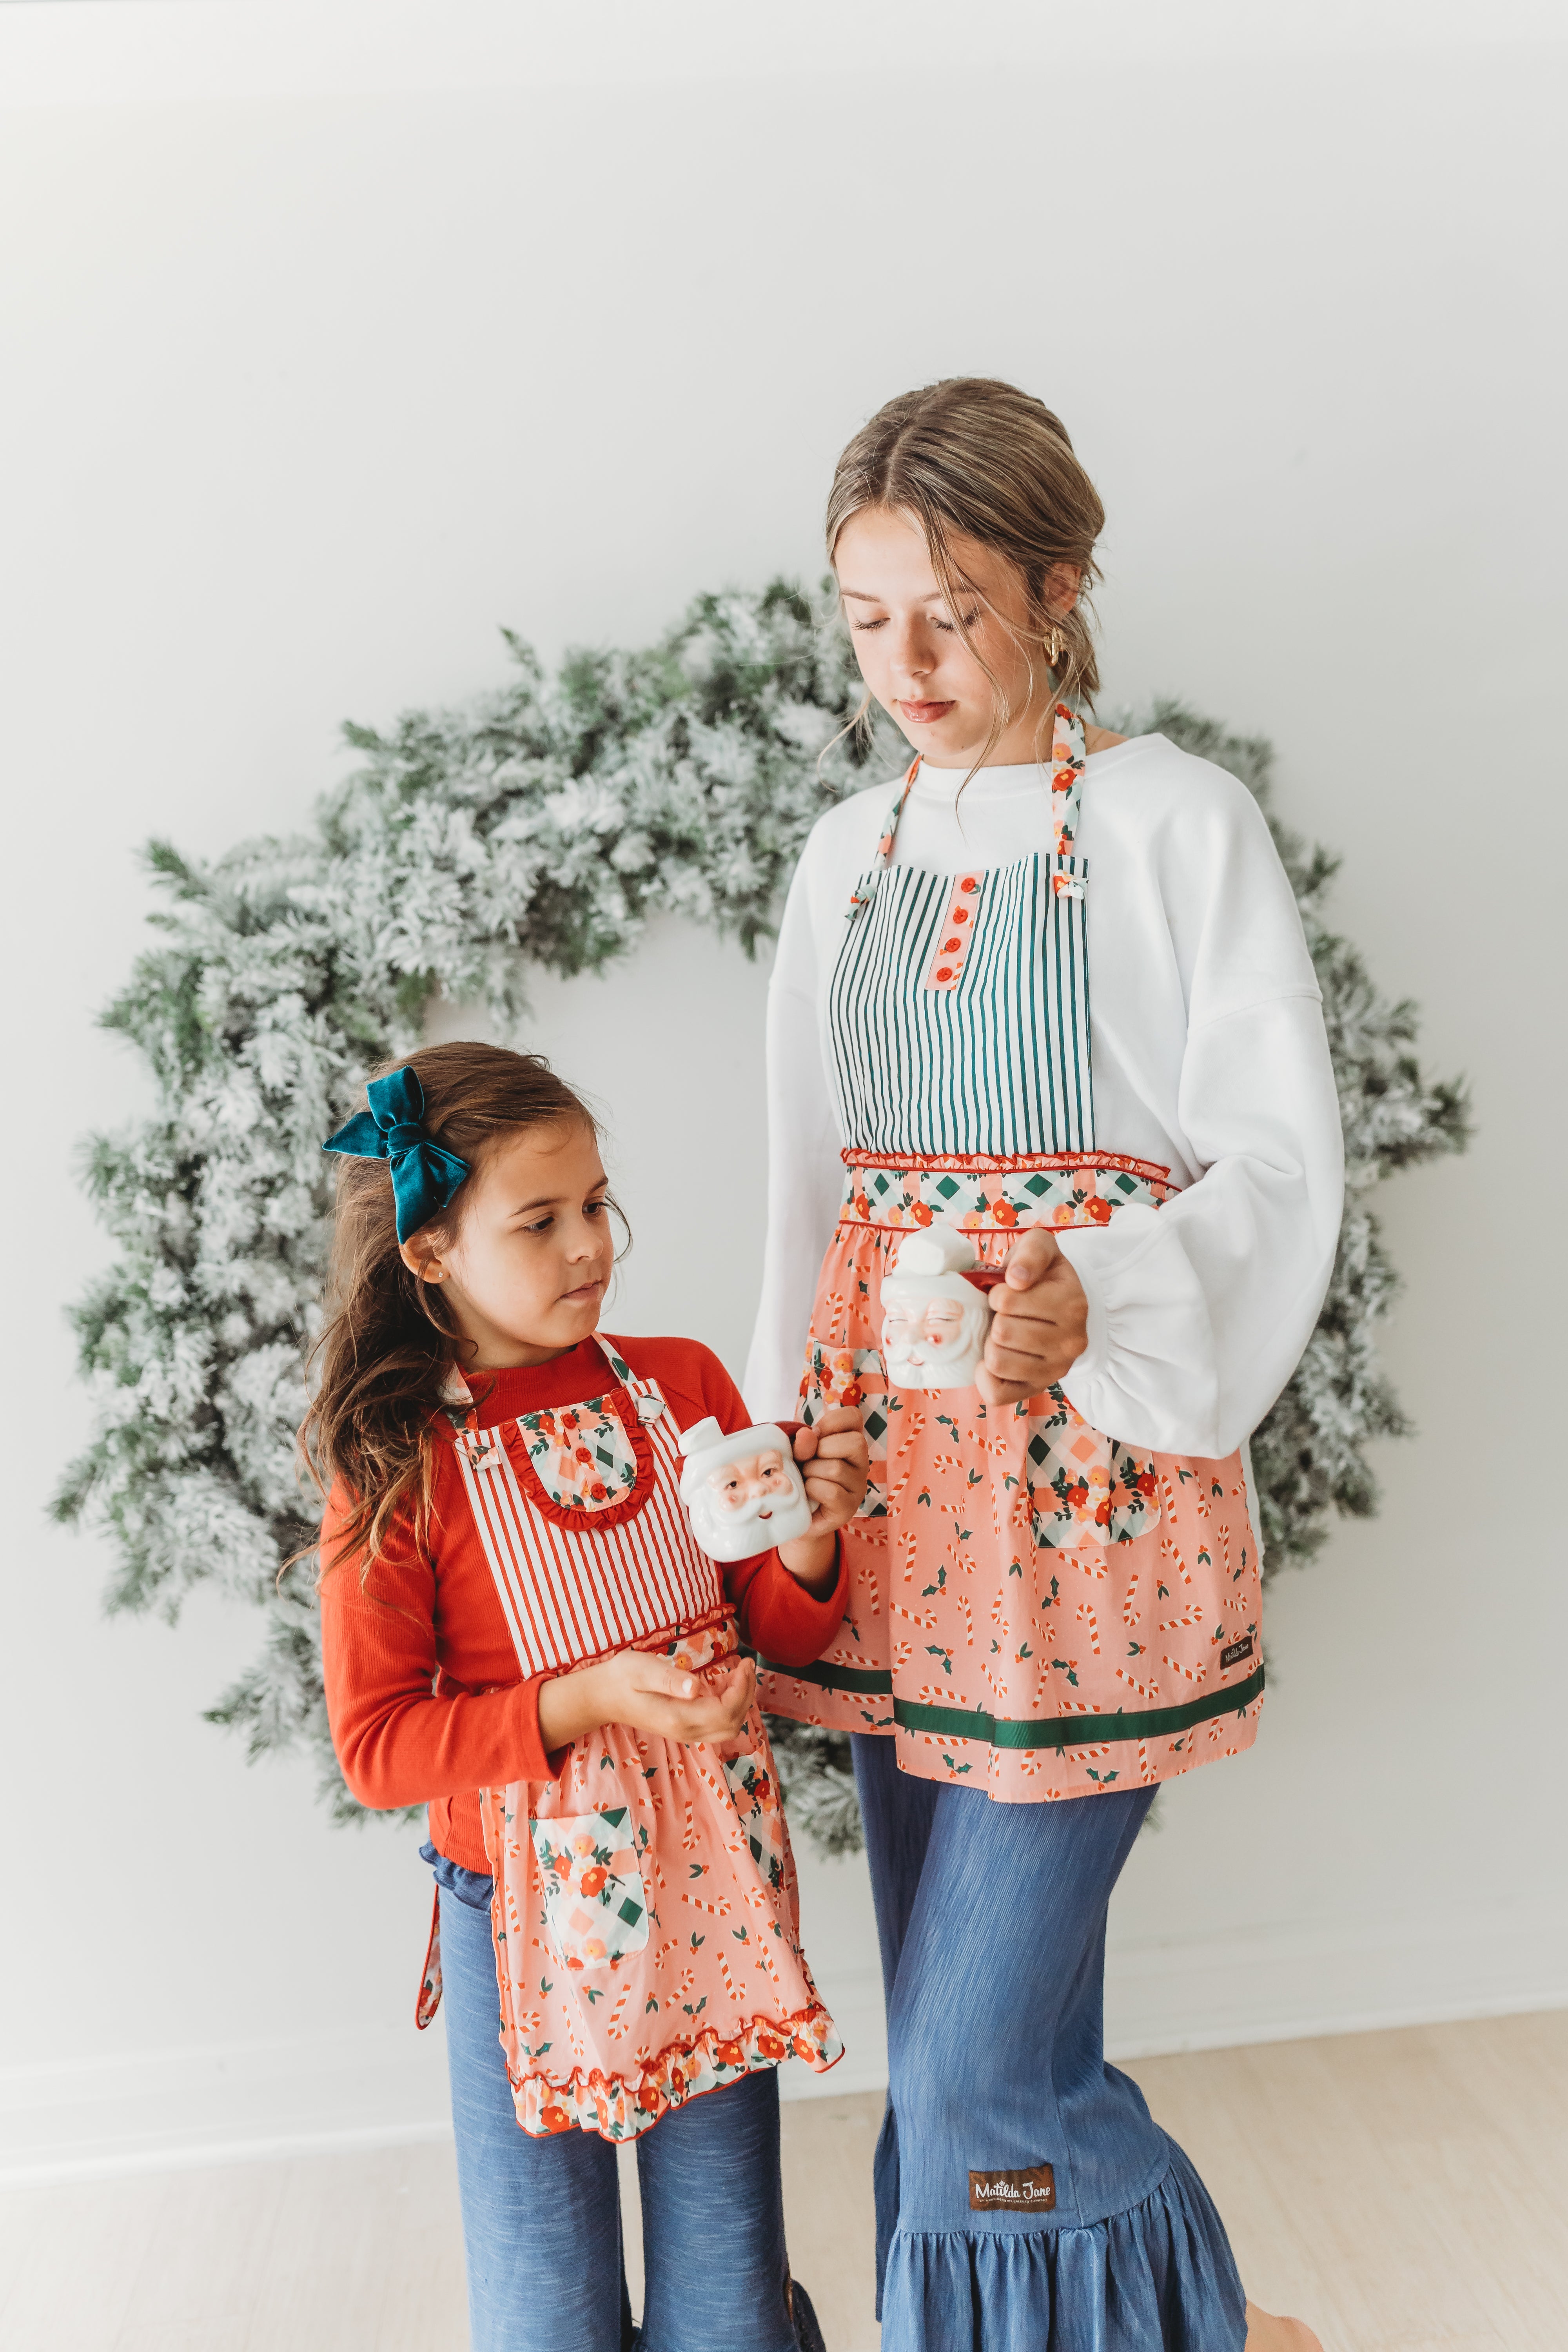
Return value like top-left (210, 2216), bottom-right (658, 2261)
top-left (969, 2163), bottom-right (1056, 2212)
top-left (1220, 1633), bottom-right (1256, 1670)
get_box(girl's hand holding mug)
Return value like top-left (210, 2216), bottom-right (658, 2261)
top-left (777, 1405), bottom-right (869, 1592)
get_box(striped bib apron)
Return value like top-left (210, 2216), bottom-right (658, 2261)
top-left (425, 1335), bottom-right (840, 2140)
top-left (759, 706), bottom-right (1266, 1802)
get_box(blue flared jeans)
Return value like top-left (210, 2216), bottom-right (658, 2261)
top-left (851, 1737), bottom-right (1248, 2352)
top-left (434, 1855), bottom-right (797, 2352)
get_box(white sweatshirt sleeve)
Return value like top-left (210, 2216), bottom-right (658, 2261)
top-left (1054, 778), bottom-right (1343, 1459)
top-left (743, 846), bottom-right (845, 1417)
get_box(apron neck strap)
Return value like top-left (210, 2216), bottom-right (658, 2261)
top-left (865, 704), bottom-right (1088, 877)
top-left (438, 1333), bottom-right (663, 1439)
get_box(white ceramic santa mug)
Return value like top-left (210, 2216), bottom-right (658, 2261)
top-left (879, 1223), bottom-right (993, 1391)
top-left (678, 1416), bottom-right (815, 1562)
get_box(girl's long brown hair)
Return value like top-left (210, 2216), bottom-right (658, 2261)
top-left (305, 1042), bottom-right (601, 1582)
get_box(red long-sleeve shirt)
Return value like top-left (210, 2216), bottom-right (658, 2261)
top-left (320, 1334), bottom-right (845, 1873)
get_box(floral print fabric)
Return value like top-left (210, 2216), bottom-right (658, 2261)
top-left (481, 1618), bottom-right (841, 2141)
top-left (516, 1397), bottom-right (640, 1514)
top-left (758, 1152), bottom-right (1265, 1803)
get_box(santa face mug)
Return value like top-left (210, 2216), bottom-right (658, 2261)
top-left (879, 1224), bottom-right (992, 1391)
top-left (678, 1416), bottom-right (814, 1561)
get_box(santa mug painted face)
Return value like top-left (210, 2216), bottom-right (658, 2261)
top-left (678, 1417), bottom-right (814, 1561)
top-left (880, 1225), bottom-right (991, 1391)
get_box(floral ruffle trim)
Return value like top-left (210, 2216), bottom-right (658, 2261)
top-left (510, 2001), bottom-right (842, 2142)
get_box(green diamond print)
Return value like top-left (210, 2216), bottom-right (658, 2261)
top-left (936, 1176), bottom-right (960, 1198)
top-left (617, 1897), bottom-right (643, 1927)
top-left (865, 1411), bottom-right (887, 1442)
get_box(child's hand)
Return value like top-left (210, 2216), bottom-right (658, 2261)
top-left (777, 1406), bottom-right (869, 1592)
top-left (538, 1649), bottom-right (756, 1753)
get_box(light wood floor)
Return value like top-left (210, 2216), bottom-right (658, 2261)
top-left (2, 2012), bottom-right (1563, 2350)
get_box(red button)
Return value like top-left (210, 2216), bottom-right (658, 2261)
top-left (961, 877), bottom-right (978, 892)
top-left (935, 966), bottom-right (953, 982)
top-left (954, 907), bottom-right (969, 924)
top-left (943, 936), bottom-right (960, 952)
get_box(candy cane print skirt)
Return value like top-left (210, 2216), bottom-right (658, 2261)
top-left (757, 1151), bottom-right (1266, 1802)
top-left (479, 1616), bottom-right (841, 2140)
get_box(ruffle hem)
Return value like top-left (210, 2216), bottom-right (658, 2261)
top-left (880, 2138), bottom-right (1247, 2352)
top-left (513, 1999), bottom-right (840, 2142)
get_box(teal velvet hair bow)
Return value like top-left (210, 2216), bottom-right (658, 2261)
top-left (322, 1067), bottom-right (472, 1243)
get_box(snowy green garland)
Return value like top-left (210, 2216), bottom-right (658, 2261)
top-left (53, 582), bottom-right (1467, 1851)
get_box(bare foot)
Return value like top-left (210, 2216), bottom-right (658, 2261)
top-left (1245, 2301), bottom-right (1324, 2352)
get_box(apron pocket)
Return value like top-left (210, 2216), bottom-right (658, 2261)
top-left (1024, 1388), bottom-right (1161, 1548)
top-left (801, 1343), bottom-right (889, 1518)
top-left (530, 1806), bottom-right (650, 1971)
top-left (720, 1748), bottom-right (786, 1893)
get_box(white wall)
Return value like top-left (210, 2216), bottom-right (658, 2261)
top-left (4, 2), bottom-right (1565, 2181)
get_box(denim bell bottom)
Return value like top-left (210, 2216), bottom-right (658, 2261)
top-left (434, 1857), bottom-right (799, 2352)
top-left (852, 1737), bottom-right (1248, 2351)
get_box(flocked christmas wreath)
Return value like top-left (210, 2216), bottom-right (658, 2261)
top-left (54, 582), bottom-right (1467, 1854)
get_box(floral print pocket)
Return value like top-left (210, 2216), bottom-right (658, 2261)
top-left (530, 1807), bottom-right (651, 1971)
top-left (517, 1400), bottom-right (641, 1515)
top-left (720, 1750), bottom-right (786, 1893)
top-left (801, 1343), bottom-right (890, 1519)
top-left (1023, 1387), bottom-right (1160, 1550)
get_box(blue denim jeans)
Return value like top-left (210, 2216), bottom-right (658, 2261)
top-left (433, 1855), bottom-right (798, 2352)
top-left (851, 1739), bottom-right (1247, 2351)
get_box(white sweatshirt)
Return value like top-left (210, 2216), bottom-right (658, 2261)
top-left (742, 733), bottom-right (1345, 1460)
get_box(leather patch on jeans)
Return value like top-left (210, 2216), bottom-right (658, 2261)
top-left (969, 2163), bottom-right (1056, 2211)
top-left (1220, 1633), bottom-right (1255, 1670)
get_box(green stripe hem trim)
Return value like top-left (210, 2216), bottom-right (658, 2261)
top-left (759, 1661), bottom-right (1265, 1749)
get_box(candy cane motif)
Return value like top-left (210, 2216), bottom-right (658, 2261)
top-left (1121, 1563), bottom-right (1143, 1627)
top-left (717, 1944), bottom-right (744, 2008)
top-left (1076, 1599), bottom-right (1102, 1655)
top-left (681, 1887), bottom-right (734, 1920)
top-left (889, 1598), bottom-right (938, 1630)
top-left (1114, 1665), bottom-right (1160, 1699)
top-left (607, 1984), bottom-right (633, 2041)
top-left (1158, 1603), bottom-right (1203, 1633)
top-left (1161, 1653), bottom-right (1208, 1684)
top-left (1158, 1534), bottom-right (1195, 1590)
top-left (892, 1637), bottom-right (916, 1669)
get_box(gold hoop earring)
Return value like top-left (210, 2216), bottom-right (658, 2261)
top-left (1047, 627), bottom-right (1064, 668)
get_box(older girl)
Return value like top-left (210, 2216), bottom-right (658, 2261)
top-left (747, 380), bottom-right (1336, 2350)
top-left (316, 1042), bottom-right (868, 2352)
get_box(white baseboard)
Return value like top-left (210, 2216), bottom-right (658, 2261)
top-left (1102, 1905), bottom-right (1568, 2059)
top-left (0, 2024), bottom-right (451, 2189)
top-left (6, 1915), bottom-right (1563, 2184)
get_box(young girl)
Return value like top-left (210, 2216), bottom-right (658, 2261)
top-left (746, 380), bottom-right (1336, 2351)
top-left (314, 1042), bottom-right (869, 2352)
